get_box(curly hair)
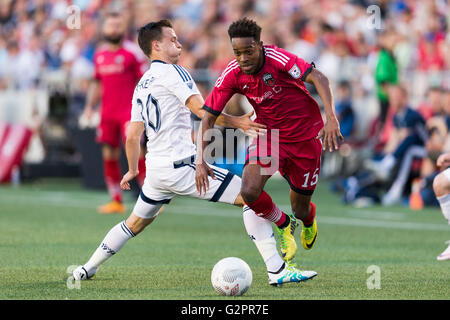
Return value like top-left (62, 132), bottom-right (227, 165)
top-left (138, 19), bottom-right (173, 57)
top-left (227, 17), bottom-right (262, 42)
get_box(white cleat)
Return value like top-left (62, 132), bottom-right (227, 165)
top-left (72, 265), bottom-right (97, 280)
top-left (268, 263), bottom-right (317, 286)
top-left (437, 241), bottom-right (450, 261)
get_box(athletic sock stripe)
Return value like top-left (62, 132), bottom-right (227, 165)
top-left (121, 221), bottom-right (135, 237)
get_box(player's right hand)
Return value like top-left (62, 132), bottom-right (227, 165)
top-left (237, 111), bottom-right (267, 138)
top-left (120, 171), bottom-right (138, 190)
top-left (437, 153), bottom-right (450, 168)
top-left (195, 162), bottom-right (215, 196)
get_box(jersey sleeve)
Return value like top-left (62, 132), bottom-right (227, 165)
top-left (203, 66), bottom-right (238, 116)
top-left (130, 90), bottom-right (145, 123)
top-left (164, 65), bottom-right (201, 105)
top-left (275, 47), bottom-right (315, 82)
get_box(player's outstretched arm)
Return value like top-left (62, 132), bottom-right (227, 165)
top-left (120, 122), bottom-right (145, 190)
top-left (186, 94), bottom-right (266, 137)
top-left (305, 69), bottom-right (344, 152)
top-left (194, 111), bottom-right (218, 195)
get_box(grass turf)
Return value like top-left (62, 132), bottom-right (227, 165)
top-left (0, 177), bottom-right (449, 300)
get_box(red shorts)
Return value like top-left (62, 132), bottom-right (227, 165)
top-left (96, 117), bottom-right (129, 148)
top-left (245, 136), bottom-right (322, 195)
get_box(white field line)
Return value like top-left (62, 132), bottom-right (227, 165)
top-left (0, 193), bottom-right (448, 232)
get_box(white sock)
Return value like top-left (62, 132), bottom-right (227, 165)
top-left (437, 194), bottom-right (450, 224)
top-left (84, 221), bottom-right (135, 273)
top-left (243, 206), bottom-right (285, 273)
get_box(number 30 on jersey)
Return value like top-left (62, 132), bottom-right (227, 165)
top-left (137, 93), bottom-right (161, 133)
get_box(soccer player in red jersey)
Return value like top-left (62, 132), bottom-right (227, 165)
top-left (83, 12), bottom-right (147, 214)
top-left (196, 18), bottom-right (343, 265)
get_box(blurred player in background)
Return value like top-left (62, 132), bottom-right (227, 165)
top-left (73, 20), bottom-right (317, 286)
top-left (433, 152), bottom-right (450, 260)
top-left (196, 18), bottom-right (343, 267)
top-left (82, 12), bottom-right (147, 214)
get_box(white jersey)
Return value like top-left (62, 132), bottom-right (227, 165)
top-left (130, 60), bottom-right (200, 167)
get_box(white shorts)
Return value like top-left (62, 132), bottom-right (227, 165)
top-left (132, 157), bottom-right (241, 219)
top-left (443, 168), bottom-right (450, 182)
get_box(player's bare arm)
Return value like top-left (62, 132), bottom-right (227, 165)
top-left (83, 79), bottom-right (101, 119)
top-left (194, 111), bottom-right (219, 195)
top-left (305, 69), bottom-right (343, 152)
top-left (120, 121), bottom-right (145, 190)
top-left (185, 94), bottom-right (266, 136)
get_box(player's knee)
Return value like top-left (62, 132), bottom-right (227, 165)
top-left (240, 186), bottom-right (262, 204)
top-left (433, 173), bottom-right (450, 197)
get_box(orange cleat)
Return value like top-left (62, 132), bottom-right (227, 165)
top-left (409, 179), bottom-right (423, 210)
top-left (97, 201), bottom-right (126, 214)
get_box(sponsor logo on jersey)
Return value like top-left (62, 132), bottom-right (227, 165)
top-left (288, 64), bottom-right (301, 79)
top-left (262, 73), bottom-right (275, 87)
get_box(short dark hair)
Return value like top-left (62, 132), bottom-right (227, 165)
top-left (227, 17), bottom-right (262, 42)
top-left (138, 19), bottom-right (173, 57)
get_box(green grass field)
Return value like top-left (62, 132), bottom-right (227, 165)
top-left (0, 177), bottom-right (449, 300)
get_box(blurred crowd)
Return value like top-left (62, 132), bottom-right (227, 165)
top-left (0, 0), bottom-right (449, 208)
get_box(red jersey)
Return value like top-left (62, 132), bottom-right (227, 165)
top-left (204, 45), bottom-right (323, 143)
top-left (94, 41), bottom-right (146, 121)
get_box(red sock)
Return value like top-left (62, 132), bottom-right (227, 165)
top-left (246, 190), bottom-right (287, 227)
top-left (104, 159), bottom-right (122, 203)
top-left (137, 157), bottom-right (146, 187)
top-left (302, 202), bottom-right (316, 227)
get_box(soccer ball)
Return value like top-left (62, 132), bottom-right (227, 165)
top-left (211, 257), bottom-right (252, 296)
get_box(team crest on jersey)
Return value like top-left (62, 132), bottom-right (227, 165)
top-left (97, 55), bottom-right (104, 64)
top-left (186, 81), bottom-right (193, 89)
top-left (263, 73), bottom-right (275, 87)
top-left (288, 64), bottom-right (301, 79)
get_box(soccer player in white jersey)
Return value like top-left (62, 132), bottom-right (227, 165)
top-left (72, 20), bottom-right (317, 286)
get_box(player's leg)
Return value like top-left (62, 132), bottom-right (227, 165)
top-left (241, 201), bottom-right (316, 285)
top-left (185, 161), bottom-right (316, 285)
top-left (97, 118), bottom-right (125, 213)
top-left (432, 169), bottom-right (450, 261)
top-left (240, 163), bottom-right (293, 230)
top-left (289, 190), bottom-right (318, 250)
top-left (73, 191), bottom-right (168, 280)
top-left (281, 138), bottom-right (322, 251)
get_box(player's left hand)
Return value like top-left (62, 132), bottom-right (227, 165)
top-left (120, 171), bottom-right (138, 190)
top-left (236, 111), bottom-right (267, 138)
top-left (317, 116), bottom-right (344, 152)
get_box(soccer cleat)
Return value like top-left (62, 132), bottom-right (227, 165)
top-left (72, 265), bottom-right (97, 280)
top-left (268, 263), bottom-right (317, 286)
top-left (301, 219), bottom-right (318, 250)
top-left (276, 214), bottom-right (298, 262)
top-left (437, 241), bottom-right (450, 261)
top-left (97, 201), bottom-right (126, 214)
